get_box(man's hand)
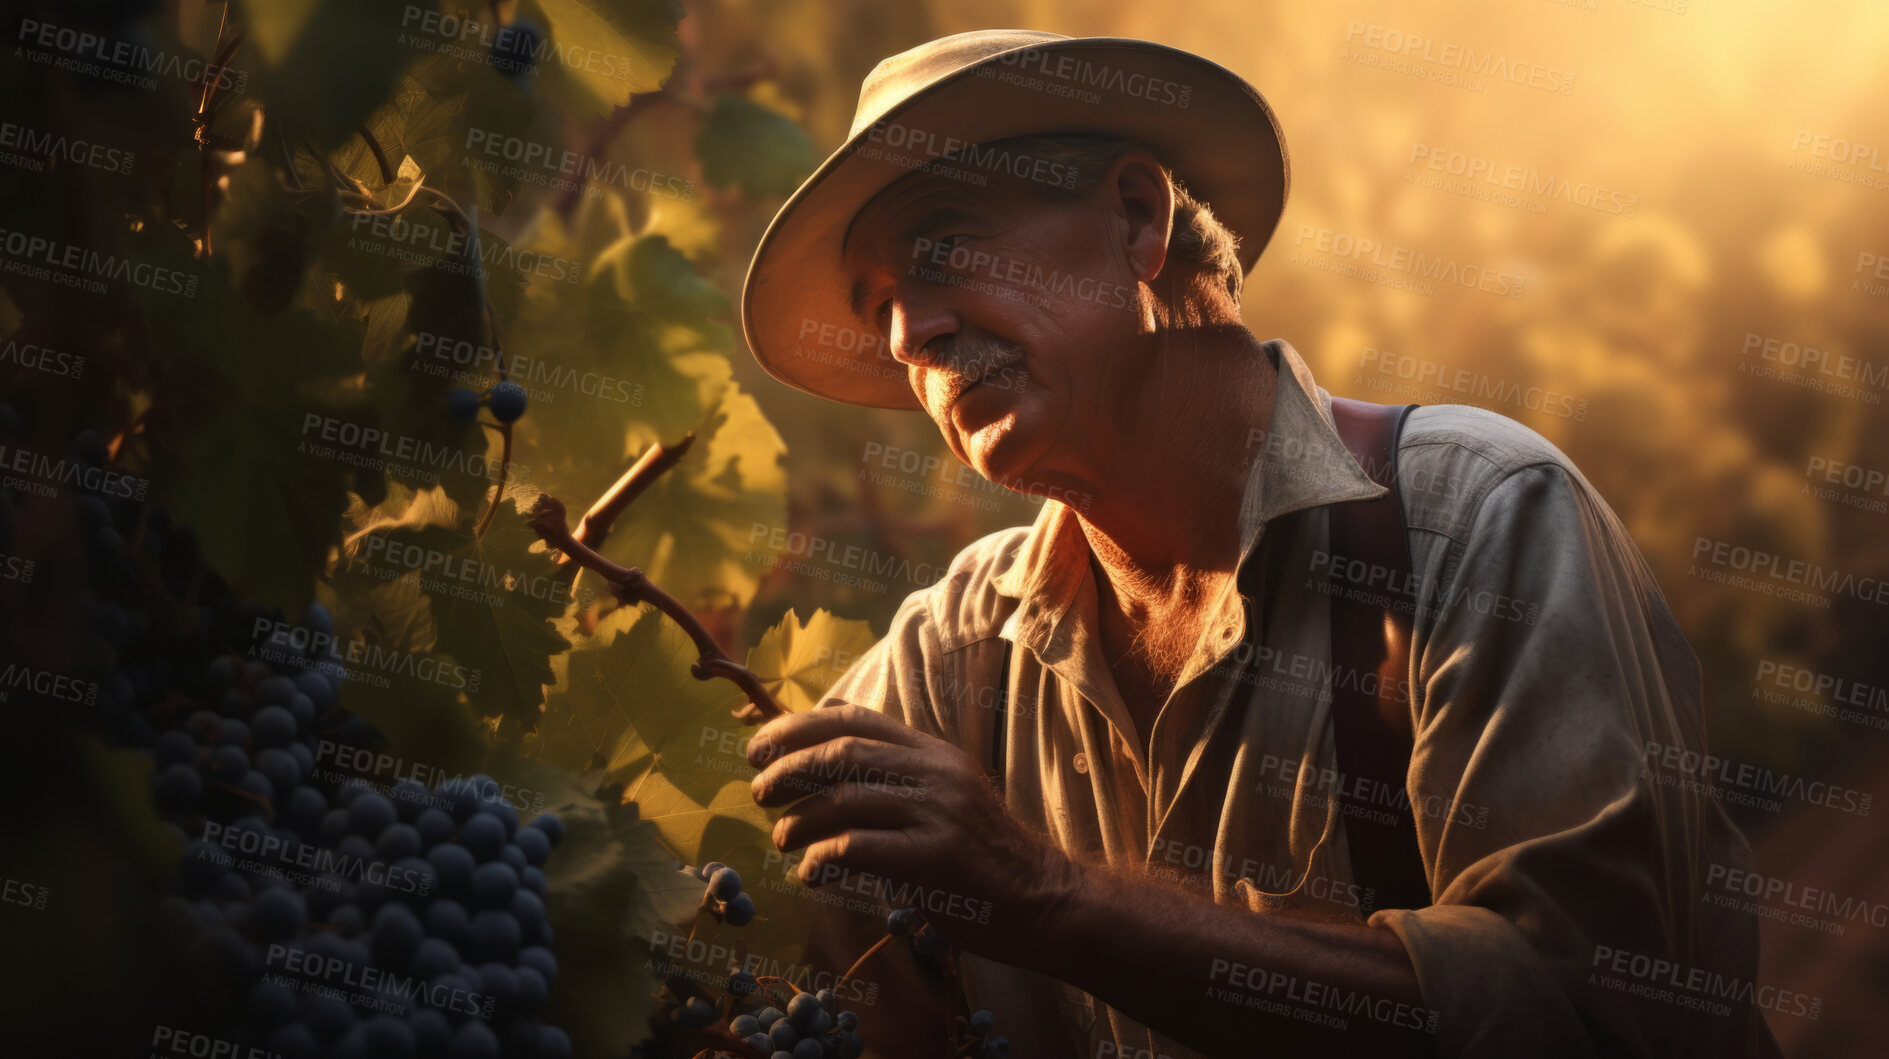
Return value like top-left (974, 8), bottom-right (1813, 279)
top-left (746, 703), bottom-right (1077, 963)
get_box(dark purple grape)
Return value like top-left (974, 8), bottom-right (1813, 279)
top-left (350, 793), bottom-right (397, 837)
top-left (526, 813), bottom-right (563, 848)
top-left (429, 843), bottom-right (476, 893)
top-left (155, 762), bottom-right (202, 809)
top-left (254, 887), bottom-right (306, 940)
top-left (487, 382), bottom-right (527, 423)
top-left (467, 909), bottom-right (520, 963)
top-left (447, 1018), bottom-right (499, 1059)
top-left (458, 814), bottom-right (506, 861)
top-left (415, 807), bottom-right (455, 848)
top-left (512, 825), bottom-right (550, 867)
top-left (377, 823), bottom-right (423, 861)
top-left (513, 964), bottom-right (547, 1015)
top-left (723, 892), bottom-right (755, 927)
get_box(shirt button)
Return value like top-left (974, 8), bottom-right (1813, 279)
top-left (1073, 752), bottom-right (1089, 774)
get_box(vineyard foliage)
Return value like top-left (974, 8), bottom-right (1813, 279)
top-left (0, 0), bottom-right (851, 1052)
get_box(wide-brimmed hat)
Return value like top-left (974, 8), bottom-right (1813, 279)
top-left (740, 29), bottom-right (1291, 410)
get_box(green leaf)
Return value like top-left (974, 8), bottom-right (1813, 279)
top-left (522, 0), bottom-right (683, 118)
top-left (355, 499), bottom-right (575, 731)
top-left (533, 606), bottom-right (775, 866)
top-left (133, 227), bottom-right (356, 614)
top-left (602, 372), bottom-right (787, 611)
top-left (694, 94), bottom-right (819, 198)
top-left (538, 795), bottom-right (694, 1057)
top-left (745, 609), bottom-right (880, 714)
top-left (236, 0), bottom-right (415, 149)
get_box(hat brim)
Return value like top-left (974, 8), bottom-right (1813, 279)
top-left (741, 36), bottom-right (1291, 410)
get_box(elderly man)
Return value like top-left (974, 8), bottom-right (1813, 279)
top-left (737, 30), bottom-right (1779, 1059)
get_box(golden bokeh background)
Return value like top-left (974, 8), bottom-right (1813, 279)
top-left (660, 2), bottom-right (1889, 1053)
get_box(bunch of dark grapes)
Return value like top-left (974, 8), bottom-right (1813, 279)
top-left (24, 406), bottom-right (576, 1058)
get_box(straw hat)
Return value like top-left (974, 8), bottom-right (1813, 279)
top-left (740, 29), bottom-right (1291, 409)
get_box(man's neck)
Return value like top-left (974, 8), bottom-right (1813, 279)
top-left (1070, 326), bottom-right (1278, 716)
top-left (1073, 326), bottom-right (1277, 598)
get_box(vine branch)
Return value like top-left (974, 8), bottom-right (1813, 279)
top-left (527, 494), bottom-right (784, 719)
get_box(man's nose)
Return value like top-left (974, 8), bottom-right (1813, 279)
top-left (887, 295), bottom-right (959, 368)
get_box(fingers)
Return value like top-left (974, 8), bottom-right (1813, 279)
top-left (772, 781), bottom-right (922, 852)
top-left (745, 702), bottom-right (924, 769)
top-left (795, 829), bottom-right (922, 886)
top-left (750, 734), bottom-right (923, 808)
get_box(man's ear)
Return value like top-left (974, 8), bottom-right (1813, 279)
top-left (1104, 150), bottom-right (1175, 284)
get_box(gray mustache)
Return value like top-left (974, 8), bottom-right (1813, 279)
top-left (925, 333), bottom-right (1026, 400)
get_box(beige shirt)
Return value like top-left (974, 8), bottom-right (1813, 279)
top-left (819, 339), bottom-right (1773, 1058)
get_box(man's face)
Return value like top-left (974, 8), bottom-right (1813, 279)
top-left (841, 168), bottom-right (1148, 492)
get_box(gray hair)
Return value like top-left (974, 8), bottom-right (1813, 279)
top-left (962, 133), bottom-right (1245, 305)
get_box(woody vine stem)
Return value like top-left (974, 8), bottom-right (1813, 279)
top-left (525, 437), bottom-right (786, 720)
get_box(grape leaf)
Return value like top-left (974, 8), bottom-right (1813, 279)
top-left (694, 94), bottom-right (819, 198)
top-left (533, 606), bottom-right (775, 866)
top-left (521, 0), bottom-right (683, 118)
top-left (539, 795), bottom-right (695, 1058)
top-left (744, 609), bottom-right (879, 714)
top-left (353, 499), bottom-right (574, 731)
top-left (133, 228), bottom-right (356, 614)
top-left (235, 0), bottom-right (414, 149)
top-left (601, 371), bottom-right (787, 611)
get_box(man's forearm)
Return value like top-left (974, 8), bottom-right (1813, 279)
top-left (1023, 862), bottom-right (1439, 1058)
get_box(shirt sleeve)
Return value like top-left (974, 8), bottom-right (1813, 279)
top-left (815, 585), bottom-right (964, 745)
top-left (1371, 463), bottom-right (1771, 1058)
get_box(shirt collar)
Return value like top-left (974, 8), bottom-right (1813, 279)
top-left (992, 337), bottom-right (1385, 619)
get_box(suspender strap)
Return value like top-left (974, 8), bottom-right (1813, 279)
top-left (991, 638), bottom-right (1012, 797)
top-left (1327, 398), bottom-right (1431, 912)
